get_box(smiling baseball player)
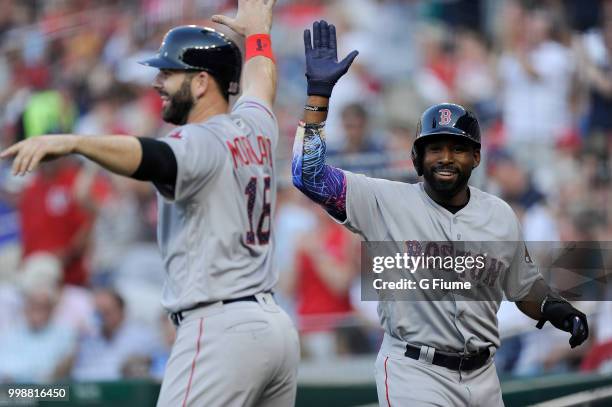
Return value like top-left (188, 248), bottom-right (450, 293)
top-left (292, 20), bottom-right (589, 406)
top-left (1, 1), bottom-right (300, 406)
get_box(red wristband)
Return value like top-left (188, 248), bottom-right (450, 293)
top-left (245, 34), bottom-right (275, 62)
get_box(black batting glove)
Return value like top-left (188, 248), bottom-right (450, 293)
top-left (304, 20), bottom-right (359, 97)
top-left (537, 297), bottom-right (589, 348)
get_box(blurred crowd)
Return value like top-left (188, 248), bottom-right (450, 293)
top-left (0, 0), bottom-right (612, 384)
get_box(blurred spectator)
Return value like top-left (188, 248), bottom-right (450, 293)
top-left (114, 243), bottom-right (166, 326)
top-left (274, 187), bottom-right (317, 274)
top-left (426, 0), bottom-right (485, 33)
top-left (286, 207), bottom-right (361, 360)
top-left (495, 300), bottom-right (531, 374)
top-left (337, 103), bottom-right (383, 154)
top-left (498, 3), bottom-right (575, 186)
top-left (274, 186), bottom-right (317, 316)
top-left (486, 150), bottom-right (574, 377)
top-left (487, 149), bottom-right (570, 377)
top-left (564, 0), bottom-right (603, 32)
top-left (575, 14), bottom-right (612, 186)
top-left (328, 103), bottom-right (385, 173)
top-left (513, 301), bottom-right (595, 377)
top-left (74, 88), bottom-right (127, 137)
top-left (579, 15), bottom-right (612, 136)
top-left (329, 0), bottom-right (416, 80)
top-left (21, 252), bottom-right (96, 336)
top-left (453, 29), bottom-right (497, 122)
top-left (150, 312), bottom-right (177, 382)
top-left (0, 226), bottom-right (24, 337)
top-left (487, 150), bottom-right (559, 242)
top-left (581, 340), bottom-right (612, 373)
top-left (19, 85), bottom-right (76, 141)
top-left (581, 299), bottom-right (612, 373)
top-left (71, 289), bottom-right (160, 381)
top-left (73, 164), bottom-right (153, 285)
top-left (0, 273), bottom-right (21, 336)
top-left (0, 165), bottom-right (20, 277)
top-left (0, 255), bottom-right (76, 383)
top-left (414, 23), bottom-right (456, 105)
top-left (18, 158), bottom-right (109, 286)
top-left (315, 3), bottom-right (382, 148)
top-left (381, 123), bottom-right (418, 181)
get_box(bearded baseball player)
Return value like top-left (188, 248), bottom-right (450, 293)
top-left (293, 20), bottom-right (589, 406)
top-left (1, 1), bottom-right (300, 406)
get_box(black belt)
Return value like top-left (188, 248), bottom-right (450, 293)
top-left (404, 344), bottom-right (490, 371)
top-left (170, 295), bottom-right (260, 326)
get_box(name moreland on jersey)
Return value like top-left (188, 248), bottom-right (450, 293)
top-left (226, 135), bottom-right (274, 169)
top-left (154, 97), bottom-right (278, 313)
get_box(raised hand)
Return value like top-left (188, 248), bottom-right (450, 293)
top-left (0, 135), bottom-right (77, 176)
top-left (212, 0), bottom-right (276, 37)
top-left (304, 20), bottom-right (359, 98)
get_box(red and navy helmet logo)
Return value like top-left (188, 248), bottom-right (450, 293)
top-left (439, 108), bottom-right (452, 126)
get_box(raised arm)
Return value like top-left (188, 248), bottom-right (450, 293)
top-left (292, 114), bottom-right (347, 221)
top-left (292, 20), bottom-right (358, 221)
top-left (213, 0), bottom-right (277, 106)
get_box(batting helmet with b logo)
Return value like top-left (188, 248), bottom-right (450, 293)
top-left (411, 103), bottom-right (481, 176)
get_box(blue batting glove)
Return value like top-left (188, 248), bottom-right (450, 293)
top-left (304, 20), bottom-right (359, 97)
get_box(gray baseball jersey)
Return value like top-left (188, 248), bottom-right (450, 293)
top-left (154, 96), bottom-right (278, 312)
top-left (343, 172), bottom-right (541, 353)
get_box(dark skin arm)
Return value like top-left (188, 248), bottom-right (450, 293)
top-left (515, 277), bottom-right (548, 320)
top-left (303, 95), bottom-right (329, 124)
top-left (56, 220), bottom-right (93, 267)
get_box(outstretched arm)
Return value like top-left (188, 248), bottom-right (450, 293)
top-left (1, 135), bottom-right (141, 176)
top-left (213, 0), bottom-right (277, 106)
top-left (0, 135), bottom-right (176, 185)
top-left (292, 20), bottom-right (358, 221)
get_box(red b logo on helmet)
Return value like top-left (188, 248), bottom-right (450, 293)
top-left (439, 109), bottom-right (452, 125)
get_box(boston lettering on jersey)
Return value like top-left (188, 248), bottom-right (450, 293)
top-left (405, 240), bottom-right (507, 288)
top-left (226, 135), bottom-right (273, 169)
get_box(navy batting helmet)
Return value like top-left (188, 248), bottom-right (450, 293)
top-left (139, 25), bottom-right (242, 96)
top-left (411, 103), bottom-right (481, 176)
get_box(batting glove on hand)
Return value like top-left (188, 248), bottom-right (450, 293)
top-left (304, 20), bottom-right (359, 97)
top-left (537, 297), bottom-right (589, 348)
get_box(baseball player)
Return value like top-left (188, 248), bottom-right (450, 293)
top-left (1, 1), bottom-right (300, 406)
top-left (293, 20), bottom-right (589, 406)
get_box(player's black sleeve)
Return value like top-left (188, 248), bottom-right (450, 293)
top-left (132, 137), bottom-right (177, 186)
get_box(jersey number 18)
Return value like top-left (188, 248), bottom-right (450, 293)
top-left (244, 176), bottom-right (271, 245)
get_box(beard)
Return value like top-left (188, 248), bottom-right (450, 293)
top-left (422, 164), bottom-right (472, 198)
top-left (161, 79), bottom-right (194, 125)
